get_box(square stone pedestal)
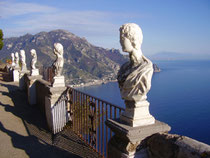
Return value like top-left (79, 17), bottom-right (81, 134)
top-left (106, 119), bottom-right (171, 158)
top-left (19, 70), bottom-right (30, 91)
top-left (120, 100), bottom-right (155, 127)
top-left (52, 76), bottom-right (65, 87)
top-left (31, 69), bottom-right (39, 76)
top-left (45, 86), bottom-right (68, 133)
top-left (26, 75), bottom-right (43, 105)
top-left (12, 68), bottom-right (20, 82)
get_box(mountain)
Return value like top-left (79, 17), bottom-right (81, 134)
top-left (0, 30), bottom-right (128, 84)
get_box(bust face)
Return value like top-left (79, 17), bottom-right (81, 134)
top-left (30, 49), bottom-right (36, 56)
top-left (119, 23), bottom-right (143, 53)
top-left (120, 32), bottom-right (133, 53)
top-left (20, 50), bottom-right (25, 57)
top-left (54, 43), bottom-right (63, 55)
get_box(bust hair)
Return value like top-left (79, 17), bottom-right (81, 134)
top-left (30, 49), bottom-right (36, 56)
top-left (54, 43), bottom-right (63, 55)
top-left (120, 23), bottom-right (143, 49)
top-left (15, 52), bottom-right (19, 57)
top-left (20, 50), bottom-right (25, 56)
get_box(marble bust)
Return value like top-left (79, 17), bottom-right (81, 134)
top-left (30, 49), bottom-right (39, 76)
top-left (118, 23), bottom-right (155, 127)
top-left (52, 43), bottom-right (64, 77)
top-left (30, 49), bottom-right (37, 70)
top-left (20, 50), bottom-right (27, 71)
top-left (118, 23), bottom-right (153, 102)
top-left (11, 53), bottom-right (15, 67)
top-left (14, 52), bottom-right (19, 68)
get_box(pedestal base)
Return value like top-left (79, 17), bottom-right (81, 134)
top-left (120, 114), bottom-right (155, 127)
top-left (31, 69), bottom-right (39, 76)
top-left (19, 70), bottom-right (30, 90)
top-left (52, 76), bottom-right (65, 87)
top-left (106, 119), bottom-right (171, 158)
top-left (121, 100), bottom-right (155, 127)
top-left (12, 68), bottom-right (20, 82)
top-left (21, 67), bottom-right (27, 72)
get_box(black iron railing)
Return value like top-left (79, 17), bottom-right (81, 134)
top-left (67, 86), bottom-right (125, 157)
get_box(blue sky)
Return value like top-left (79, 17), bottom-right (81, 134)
top-left (0, 0), bottom-right (210, 56)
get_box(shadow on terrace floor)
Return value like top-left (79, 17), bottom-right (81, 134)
top-left (0, 71), bottom-right (101, 158)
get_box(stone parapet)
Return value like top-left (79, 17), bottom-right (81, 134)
top-left (19, 70), bottom-right (30, 91)
top-left (26, 74), bottom-right (43, 105)
top-left (35, 79), bottom-right (51, 114)
top-left (106, 119), bottom-right (171, 158)
top-left (145, 133), bottom-right (210, 158)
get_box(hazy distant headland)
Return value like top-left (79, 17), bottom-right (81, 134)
top-left (149, 52), bottom-right (210, 61)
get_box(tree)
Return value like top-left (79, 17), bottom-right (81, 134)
top-left (0, 29), bottom-right (4, 50)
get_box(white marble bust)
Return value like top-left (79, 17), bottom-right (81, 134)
top-left (30, 49), bottom-right (37, 70)
top-left (30, 49), bottom-right (39, 76)
top-left (20, 50), bottom-right (27, 71)
top-left (117, 23), bottom-right (153, 102)
top-left (14, 52), bottom-right (19, 68)
top-left (118, 23), bottom-right (155, 127)
top-left (11, 53), bottom-right (15, 67)
top-left (52, 43), bottom-right (64, 77)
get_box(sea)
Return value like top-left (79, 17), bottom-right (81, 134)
top-left (77, 60), bottom-right (210, 145)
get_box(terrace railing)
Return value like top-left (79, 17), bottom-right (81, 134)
top-left (51, 91), bottom-right (69, 134)
top-left (67, 86), bottom-right (125, 157)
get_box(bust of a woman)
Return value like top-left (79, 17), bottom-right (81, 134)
top-left (14, 52), bottom-right (20, 68)
top-left (20, 50), bottom-right (27, 71)
top-left (30, 49), bottom-right (37, 70)
top-left (52, 43), bottom-right (64, 77)
top-left (11, 53), bottom-right (15, 66)
top-left (117, 23), bottom-right (153, 102)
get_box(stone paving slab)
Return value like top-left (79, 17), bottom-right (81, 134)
top-left (0, 70), bottom-right (101, 158)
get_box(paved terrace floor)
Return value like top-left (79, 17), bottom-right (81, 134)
top-left (0, 68), bottom-right (101, 158)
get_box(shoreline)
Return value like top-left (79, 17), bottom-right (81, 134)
top-left (69, 79), bottom-right (117, 88)
top-left (69, 66), bottom-right (161, 88)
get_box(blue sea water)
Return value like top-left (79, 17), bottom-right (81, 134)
top-left (77, 60), bottom-right (210, 145)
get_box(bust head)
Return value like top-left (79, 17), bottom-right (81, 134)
top-left (15, 52), bottom-right (19, 58)
top-left (54, 43), bottom-right (63, 55)
top-left (120, 23), bottom-right (143, 52)
top-left (20, 50), bottom-right (25, 57)
top-left (30, 49), bottom-right (36, 57)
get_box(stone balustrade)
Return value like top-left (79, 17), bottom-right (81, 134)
top-left (4, 63), bottom-right (210, 158)
top-left (5, 39), bottom-right (210, 158)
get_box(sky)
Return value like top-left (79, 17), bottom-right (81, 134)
top-left (0, 0), bottom-right (210, 56)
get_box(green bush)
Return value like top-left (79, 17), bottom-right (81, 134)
top-left (0, 29), bottom-right (4, 50)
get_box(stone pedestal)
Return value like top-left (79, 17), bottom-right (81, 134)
top-left (31, 69), bottom-right (39, 76)
top-left (26, 75), bottom-right (42, 105)
top-left (19, 70), bottom-right (30, 91)
top-left (45, 86), bottom-right (67, 133)
top-left (120, 100), bottom-right (155, 127)
top-left (12, 68), bottom-right (20, 82)
top-left (52, 76), bottom-right (65, 87)
top-left (106, 119), bottom-right (171, 158)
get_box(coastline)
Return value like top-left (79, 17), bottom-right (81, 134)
top-left (68, 64), bottom-right (161, 88)
top-left (69, 79), bottom-right (117, 88)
